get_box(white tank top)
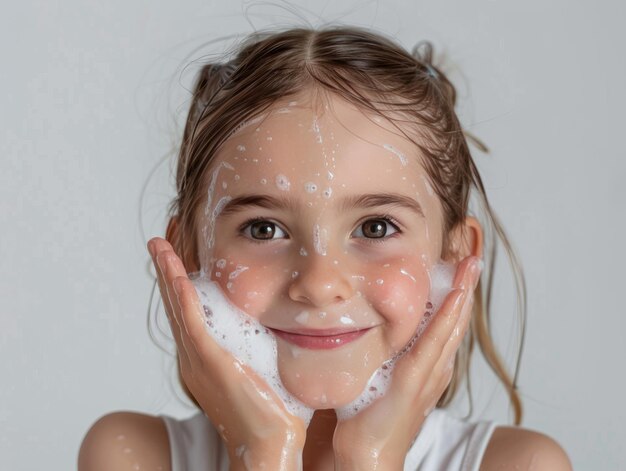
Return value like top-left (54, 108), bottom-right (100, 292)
top-left (160, 408), bottom-right (497, 471)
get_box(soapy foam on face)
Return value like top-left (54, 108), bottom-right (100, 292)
top-left (312, 117), bottom-right (323, 144)
top-left (294, 310), bottom-right (309, 324)
top-left (399, 268), bottom-right (416, 283)
top-left (335, 260), bottom-right (455, 420)
top-left (275, 174), bottom-right (291, 191)
top-left (421, 174), bottom-right (434, 196)
top-left (229, 264), bottom-right (249, 280)
top-left (191, 260), bottom-right (455, 423)
top-left (312, 224), bottom-right (328, 256)
top-left (191, 274), bottom-right (315, 425)
top-left (204, 162), bottom-right (235, 251)
top-left (382, 143), bottom-right (408, 166)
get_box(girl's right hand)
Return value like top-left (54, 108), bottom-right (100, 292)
top-left (147, 237), bottom-right (306, 471)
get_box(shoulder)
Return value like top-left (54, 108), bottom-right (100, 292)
top-left (78, 411), bottom-right (171, 471)
top-left (480, 425), bottom-right (572, 470)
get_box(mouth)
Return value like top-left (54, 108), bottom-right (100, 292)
top-left (268, 327), bottom-right (373, 350)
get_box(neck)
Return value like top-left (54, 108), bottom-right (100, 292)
top-left (302, 409), bottom-right (337, 470)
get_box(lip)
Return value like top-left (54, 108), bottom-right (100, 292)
top-left (268, 327), bottom-right (372, 350)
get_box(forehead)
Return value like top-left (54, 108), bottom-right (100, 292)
top-left (206, 92), bottom-right (442, 221)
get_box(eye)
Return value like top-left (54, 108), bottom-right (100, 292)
top-left (240, 218), bottom-right (287, 242)
top-left (352, 217), bottom-right (400, 241)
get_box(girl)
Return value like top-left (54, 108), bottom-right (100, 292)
top-left (79, 26), bottom-right (572, 470)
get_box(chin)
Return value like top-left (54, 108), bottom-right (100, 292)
top-left (275, 338), bottom-right (389, 409)
top-left (283, 371), bottom-right (370, 409)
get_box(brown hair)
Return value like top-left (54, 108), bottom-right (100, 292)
top-left (165, 25), bottom-right (526, 424)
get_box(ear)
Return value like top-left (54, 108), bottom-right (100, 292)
top-left (447, 216), bottom-right (483, 262)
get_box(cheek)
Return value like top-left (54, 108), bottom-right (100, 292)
top-left (208, 254), bottom-right (287, 318)
top-left (363, 260), bottom-right (431, 350)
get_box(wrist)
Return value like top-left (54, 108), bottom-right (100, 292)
top-left (334, 437), bottom-right (408, 471)
top-left (228, 434), bottom-right (304, 471)
top-left (334, 451), bottom-right (404, 471)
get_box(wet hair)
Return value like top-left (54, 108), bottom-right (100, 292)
top-left (165, 25), bottom-right (526, 424)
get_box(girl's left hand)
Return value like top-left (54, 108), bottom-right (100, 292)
top-left (332, 256), bottom-right (482, 470)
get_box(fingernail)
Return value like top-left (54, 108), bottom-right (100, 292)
top-left (147, 240), bottom-right (156, 258)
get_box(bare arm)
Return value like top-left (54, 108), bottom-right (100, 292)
top-left (481, 426), bottom-right (573, 471)
top-left (78, 411), bottom-right (171, 471)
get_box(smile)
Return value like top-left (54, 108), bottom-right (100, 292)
top-left (268, 327), bottom-right (372, 350)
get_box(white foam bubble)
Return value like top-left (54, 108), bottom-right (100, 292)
top-left (339, 316), bottom-right (355, 325)
top-left (382, 143), bottom-right (408, 166)
top-left (203, 162), bottom-right (235, 250)
top-left (294, 310), bottom-right (309, 324)
top-left (213, 196), bottom-right (232, 219)
top-left (428, 260), bottom-right (456, 313)
top-left (399, 268), bottom-right (416, 283)
top-left (312, 118), bottom-right (322, 144)
top-left (191, 259), bottom-right (455, 424)
top-left (275, 174), bottom-right (291, 191)
top-left (312, 224), bottom-right (328, 256)
top-left (228, 264), bottom-right (249, 280)
top-left (191, 276), bottom-right (314, 425)
top-left (421, 174), bottom-right (434, 196)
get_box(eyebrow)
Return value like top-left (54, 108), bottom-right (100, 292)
top-left (216, 192), bottom-right (425, 219)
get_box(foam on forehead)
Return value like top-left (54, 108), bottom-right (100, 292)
top-left (198, 92), bottom-right (443, 277)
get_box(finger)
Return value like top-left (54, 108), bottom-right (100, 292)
top-left (423, 255), bottom-right (480, 350)
top-left (393, 257), bottom-right (480, 388)
top-left (434, 256), bottom-right (483, 371)
top-left (148, 238), bottom-right (191, 368)
top-left (150, 239), bottom-right (183, 331)
top-left (149, 238), bottom-right (176, 316)
top-left (172, 275), bottom-right (292, 416)
top-left (435, 284), bottom-right (476, 376)
top-left (172, 276), bottom-right (230, 365)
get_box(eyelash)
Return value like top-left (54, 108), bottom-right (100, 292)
top-left (237, 217), bottom-right (287, 245)
top-left (351, 214), bottom-right (403, 245)
top-left (237, 214), bottom-right (403, 245)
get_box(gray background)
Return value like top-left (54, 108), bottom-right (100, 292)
top-left (1, 0), bottom-right (624, 469)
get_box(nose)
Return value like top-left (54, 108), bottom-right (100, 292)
top-left (288, 253), bottom-right (355, 307)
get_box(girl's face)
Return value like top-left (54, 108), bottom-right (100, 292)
top-left (195, 93), bottom-right (446, 409)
